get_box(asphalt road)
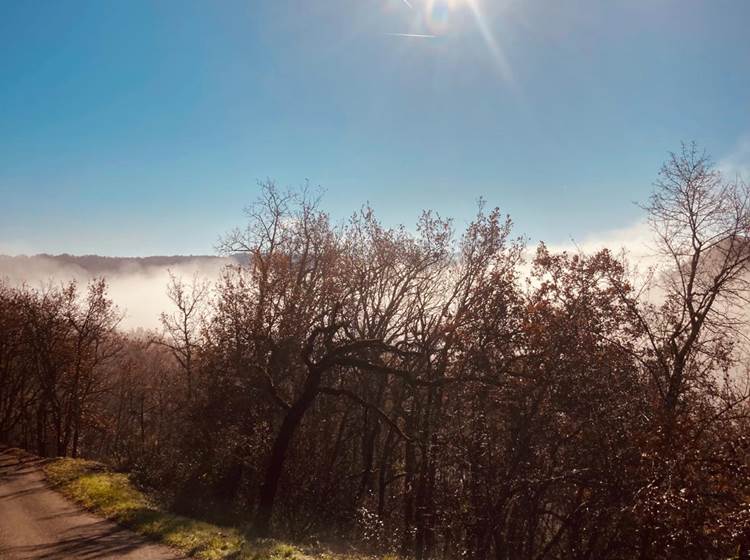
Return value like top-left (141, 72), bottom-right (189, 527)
top-left (0, 448), bottom-right (184, 560)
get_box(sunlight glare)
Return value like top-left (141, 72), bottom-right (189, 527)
top-left (389, 0), bottom-right (517, 88)
top-left (465, 0), bottom-right (515, 85)
top-left (424, 0), bottom-right (466, 34)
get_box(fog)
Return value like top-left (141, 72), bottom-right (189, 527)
top-left (0, 220), bottom-right (660, 331)
top-left (0, 219), bottom-right (699, 332)
top-left (0, 255), bottom-right (232, 330)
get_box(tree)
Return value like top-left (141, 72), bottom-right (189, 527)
top-left (62, 278), bottom-right (122, 458)
top-left (610, 143), bottom-right (750, 558)
top-left (637, 142), bottom-right (750, 423)
top-left (0, 282), bottom-right (36, 444)
top-left (159, 271), bottom-right (209, 401)
top-left (2, 148), bottom-right (749, 558)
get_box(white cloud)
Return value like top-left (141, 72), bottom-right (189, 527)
top-left (103, 261), bottom-right (228, 330)
top-left (0, 257), bottom-right (231, 330)
top-left (719, 136), bottom-right (750, 180)
top-left (544, 220), bottom-right (655, 262)
top-left (538, 135), bottom-right (750, 264)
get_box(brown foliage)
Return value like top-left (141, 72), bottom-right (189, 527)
top-left (2, 151), bottom-right (749, 558)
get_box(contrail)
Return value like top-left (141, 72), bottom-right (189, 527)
top-left (386, 32), bottom-right (437, 38)
top-left (401, 0), bottom-right (413, 8)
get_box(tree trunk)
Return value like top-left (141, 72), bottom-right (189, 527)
top-left (254, 367), bottom-right (322, 536)
top-left (36, 403), bottom-right (46, 456)
top-left (401, 400), bottom-right (417, 556)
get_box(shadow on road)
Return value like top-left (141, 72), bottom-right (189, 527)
top-left (0, 448), bottom-right (184, 559)
top-left (0, 522), bottom-right (161, 559)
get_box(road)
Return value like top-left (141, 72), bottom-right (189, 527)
top-left (0, 448), bottom-right (184, 559)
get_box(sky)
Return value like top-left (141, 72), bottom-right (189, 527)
top-left (1, 0), bottom-right (749, 257)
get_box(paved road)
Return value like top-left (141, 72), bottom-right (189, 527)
top-left (0, 448), bottom-right (184, 559)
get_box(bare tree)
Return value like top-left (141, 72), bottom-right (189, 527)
top-left (159, 271), bottom-right (209, 401)
top-left (619, 143), bottom-right (750, 424)
top-left (62, 279), bottom-right (122, 458)
top-left (3, 156), bottom-right (749, 559)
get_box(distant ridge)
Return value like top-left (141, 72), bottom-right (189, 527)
top-left (0, 253), bottom-right (247, 276)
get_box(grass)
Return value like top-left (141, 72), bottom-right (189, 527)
top-left (43, 457), bottom-right (395, 560)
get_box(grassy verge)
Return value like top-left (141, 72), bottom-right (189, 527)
top-left (44, 458), bottom-right (394, 560)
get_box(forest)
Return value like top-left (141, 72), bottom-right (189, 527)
top-left (1, 145), bottom-right (749, 560)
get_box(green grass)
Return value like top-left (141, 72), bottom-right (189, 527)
top-left (44, 458), bottom-right (379, 560)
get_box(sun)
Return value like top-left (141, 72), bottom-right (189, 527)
top-left (392, 0), bottom-right (516, 86)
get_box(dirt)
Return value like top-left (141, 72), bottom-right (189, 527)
top-left (0, 448), bottom-right (185, 559)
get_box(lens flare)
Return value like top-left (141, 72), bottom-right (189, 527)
top-left (465, 0), bottom-right (514, 84)
top-left (388, 0), bottom-right (517, 89)
top-left (424, 0), bottom-right (462, 34)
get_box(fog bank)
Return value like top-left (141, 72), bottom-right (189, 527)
top-left (0, 254), bottom-right (233, 330)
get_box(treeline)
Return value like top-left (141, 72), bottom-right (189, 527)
top-left (0, 253), bottom-right (235, 274)
top-left (1, 145), bottom-right (749, 559)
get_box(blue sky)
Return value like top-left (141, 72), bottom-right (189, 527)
top-left (1, 0), bottom-right (749, 256)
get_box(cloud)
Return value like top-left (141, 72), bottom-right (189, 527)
top-left (0, 256), bottom-right (231, 330)
top-left (544, 220), bottom-right (655, 262)
top-left (104, 261), bottom-right (228, 330)
top-left (534, 136), bottom-right (750, 282)
top-left (719, 136), bottom-right (750, 180)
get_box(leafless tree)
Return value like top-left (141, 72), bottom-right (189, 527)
top-left (159, 271), bottom-right (209, 401)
